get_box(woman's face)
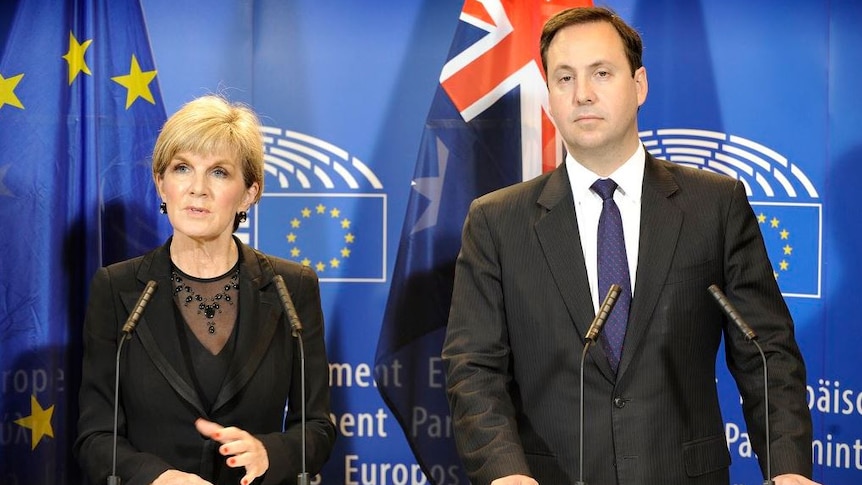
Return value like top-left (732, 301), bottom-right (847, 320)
top-left (157, 150), bottom-right (258, 244)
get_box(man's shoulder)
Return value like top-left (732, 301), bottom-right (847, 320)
top-left (473, 170), bottom-right (557, 209)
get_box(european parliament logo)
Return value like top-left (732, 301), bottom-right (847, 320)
top-left (240, 126), bottom-right (387, 283)
top-left (640, 128), bottom-right (821, 299)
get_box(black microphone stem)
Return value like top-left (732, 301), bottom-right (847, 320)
top-left (575, 340), bottom-right (593, 485)
top-left (108, 333), bottom-right (130, 485)
top-left (752, 338), bottom-right (773, 485)
top-left (296, 332), bottom-right (309, 485)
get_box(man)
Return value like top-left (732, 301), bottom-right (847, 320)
top-left (442, 7), bottom-right (819, 485)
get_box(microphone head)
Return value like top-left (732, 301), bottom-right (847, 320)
top-left (121, 280), bottom-right (158, 335)
top-left (585, 283), bottom-right (622, 341)
top-left (707, 284), bottom-right (757, 341)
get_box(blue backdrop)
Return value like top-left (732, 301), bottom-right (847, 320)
top-left (1, 1), bottom-right (860, 484)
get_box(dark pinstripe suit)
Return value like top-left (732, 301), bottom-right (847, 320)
top-left (443, 154), bottom-right (812, 485)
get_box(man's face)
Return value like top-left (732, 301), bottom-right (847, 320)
top-left (546, 21), bottom-right (647, 163)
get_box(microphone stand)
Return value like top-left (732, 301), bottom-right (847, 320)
top-left (707, 284), bottom-right (773, 485)
top-left (576, 284), bottom-right (621, 485)
top-left (273, 275), bottom-right (309, 485)
top-left (108, 332), bottom-right (131, 485)
top-left (296, 331), bottom-right (309, 485)
top-left (108, 280), bottom-right (158, 485)
top-left (575, 340), bottom-right (593, 485)
top-left (751, 338), bottom-right (773, 485)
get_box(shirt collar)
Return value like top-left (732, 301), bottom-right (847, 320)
top-left (566, 144), bottom-right (646, 202)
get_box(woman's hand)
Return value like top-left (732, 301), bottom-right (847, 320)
top-left (195, 418), bottom-right (269, 485)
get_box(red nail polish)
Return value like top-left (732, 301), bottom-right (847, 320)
top-left (229, 457), bottom-right (236, 466)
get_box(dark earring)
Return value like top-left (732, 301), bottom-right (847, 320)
top-left (159, 202), bottom-right (167, 214)
top-left (238, 211), bottom-right (247, 223)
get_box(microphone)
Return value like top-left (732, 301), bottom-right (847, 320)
top-left (707, 284), bottom-right (773, 485)
top-left (585, 284), bottom-right (622, 342)
top-left (109, 280), bottom-right (158, 485)
top-left (576, 283), bottom-right (622, 485)
top-left (121, 280), bottom-right (158, 335)
top-left (272, 275), bottom-right (309, 485)
top-left (707, 284), bottom-right (757, 341)
top-left (274, 274), bottom-right (304, 337)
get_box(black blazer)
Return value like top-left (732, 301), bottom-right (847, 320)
top-left (443, 154), bottom-right (812, 485)
top-left (75, 238), bottom-right (336, 485)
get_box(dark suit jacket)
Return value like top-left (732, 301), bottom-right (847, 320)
top-left (75, 238), bottom-right (336, 485)
top-left (443, 154), bottom-right (812, 485)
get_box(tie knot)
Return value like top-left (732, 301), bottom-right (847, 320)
top-left (591, 178), bottom-right (618, 201)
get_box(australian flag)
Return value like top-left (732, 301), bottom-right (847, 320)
top-left (0, 0), bottom-right (170, 483)
top-left (374, 1), bottom-right (590, 481)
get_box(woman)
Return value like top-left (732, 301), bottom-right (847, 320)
top-left (75, 95), bottom-right (336, 485)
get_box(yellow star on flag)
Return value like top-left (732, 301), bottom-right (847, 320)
top-left (111, 54), bottom-right (157, 109)
top-left (62, 32), bottom-right (93, 85)
top-left (0, 72), bottom-right (25, 110)
top-left (14, 395), bottom-right (55, 450)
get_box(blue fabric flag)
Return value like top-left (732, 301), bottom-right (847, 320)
top-left (0, 0), bottom-right (170, 482)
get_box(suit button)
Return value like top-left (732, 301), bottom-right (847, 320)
top-left (613, 397), bottom-right (626, 408)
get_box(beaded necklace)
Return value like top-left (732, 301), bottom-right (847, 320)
top-left (171, 267), bottom-right (239, 335)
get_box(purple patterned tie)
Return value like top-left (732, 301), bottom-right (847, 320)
top-left (591, 179), bottom-right (632, 373)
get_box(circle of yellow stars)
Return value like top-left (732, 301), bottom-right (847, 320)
top-left (285, 203), bottom-right (355, 273)
top-left (757, 211), bottom-right (793, 280)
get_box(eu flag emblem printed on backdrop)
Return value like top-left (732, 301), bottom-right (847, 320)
top-left (256, 194), bottom-right (386, 282)
top-left (374, 1), bottom-right (590, 482)
top-left (0, 0), bottom-right (170, 483)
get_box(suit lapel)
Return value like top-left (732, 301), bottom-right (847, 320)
top-left (617, 155), bottom-right (682, 379)
top-left (211, 242), bottom-right (282, 413)
top-left (129, 240), bottom-right (207, 416)
top-left (534, 165), bottom-right (615, 380)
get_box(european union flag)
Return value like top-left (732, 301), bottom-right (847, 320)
top-left (0, 0), bottom-right (170, 482)
top-left (255, 194), bottom-right (386, 282)
top-left (752, 202), bottom-right (821, 298)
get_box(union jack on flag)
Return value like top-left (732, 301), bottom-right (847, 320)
top-left (375, 1), bottom-right (590, 482)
